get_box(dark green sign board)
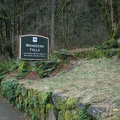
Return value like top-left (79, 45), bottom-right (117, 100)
top-left (19, 35), bottom-right (49, 60)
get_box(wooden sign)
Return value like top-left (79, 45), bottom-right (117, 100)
top-left (19, 35), bottom-right (49, 60)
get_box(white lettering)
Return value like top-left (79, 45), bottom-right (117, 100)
top-left (29, 48), bottom-right (40, 52)
top-left (26, 44), bottom-right (44, 48)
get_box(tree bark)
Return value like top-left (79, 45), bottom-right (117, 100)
top-left (110, 0), bottom-right (118, 32)
top-left (51, 0), bottom-right (55, 50)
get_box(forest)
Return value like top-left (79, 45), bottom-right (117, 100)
top-left (0, 1), bottom-right (120, 119)
top-left (0, 0), bottom-right (120, 58)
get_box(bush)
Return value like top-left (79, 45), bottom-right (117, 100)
top-left (96, 38), bottom-right (118, 50)
top-left (16, 61), bottom-right (31, 79)
top-left (1, 79), bottom-right (18, 105)
top-left (35, 49), bottom-right (74, 78)
top-left (0, 59), bottom-right (18, 81)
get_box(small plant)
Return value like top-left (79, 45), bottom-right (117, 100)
top-left (36, 49), bottom-right (74, 78)
top-left (16, 61), bottom-right (31, 79)
top-left (116, 51), bottom-right (120, 58)
top-left (0, 59), bottom-right (18, 81)
top-left (79, 104), bottom-right (96, 120)
top-left (96, 38), bottom-right (118, 50)
top-left (53, 49), bottom-right (73, 62)
top-left (1, 79), bottom-right (18, 106)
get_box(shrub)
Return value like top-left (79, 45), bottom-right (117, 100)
top-left (16, 61), bottom-right (31, 79)
top-left (36, 49), bottom-right (74, 78)
top-left (0, 59), bottom-right (18, 81)
top-left (1, 79), bottom-right (18, 105)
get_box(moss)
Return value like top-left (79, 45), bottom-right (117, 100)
top-left (39, 106), bottom-right (45, 120)
top-left (27, 89), bottom-right (34, 99)
top-left (65, 110), bottom-right (72, 120)
top-left (15, 97), bottom-right (19, 106)
top-left (21, 87), bottom-right (28, 97)
top-left (46, 103), bottom-right (54, 111)
top-left (24, 98), bottom-right (29, 111)
top-left (18, 94), bottom-right (23, 105)
top-left (58, 110), bottom-right (65, 120)
top-left (57, 97), bottom-right (66, 110)
top-left (116, 50), bottom-right (120, 57)
top-left (72, 111), bottom-right (80, 120)
top-left (46, 104), bottom-right (56, 120)
top-left (33, 107), bottom-right (40, 119)
top-left (65, 98), bottom-right (77, 110)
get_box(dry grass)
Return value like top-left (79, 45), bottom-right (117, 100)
top-left (19, 57), bottom-right (120, 105)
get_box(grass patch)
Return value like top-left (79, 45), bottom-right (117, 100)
top-left (19, 57), bottom-right (120, 105)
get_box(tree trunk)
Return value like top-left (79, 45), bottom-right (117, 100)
top-left (97, 0), bottom-right (119, 39)
top-left (110, 0), bottom-right (118, 32)
top-left (51, 0), bottom-right (55, 50)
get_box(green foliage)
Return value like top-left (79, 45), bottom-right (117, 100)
top-left (0, 59), bottom-right (18, 81)
top-left (96, 38), bottom-right (118, 50)
top-left (116, 50), bottom-right (120, 58)
top-left (79, 104), bottom-right (96, 120)
top-left (26, 96), bottom-right (39, 120)
top-left (16, 103), bottom-right (23, 110)
top-left (65, 98), bottom-right (76, 110)
top-left (18, 61), bottom-right (29, 72)
top-left (41, 92), bottom-right (52, 106)
top-left (16, 61), bottom-right (31, 79)
top-left (65, 110), bottom-right (72, 120)
top-left (36, 49), bottom-right (74, 78)
top-left (1, 79), bottom-right (18, 105)
top-left (36, 57), bottom-right (60, 78)
top-left (105, 39), bottom-right (118, 49)
top-left (74, 49), bottom-right (120, 59)
top-left (36, 69), bottom-right (46, 78)
top-left (53, 49), bottom-right (73, 61)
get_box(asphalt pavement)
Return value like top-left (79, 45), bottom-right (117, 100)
top-left (0, 99), bottom-right (26, 120)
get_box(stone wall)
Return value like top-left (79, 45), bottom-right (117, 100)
top-left (0, 78), bottom-right (110, 120)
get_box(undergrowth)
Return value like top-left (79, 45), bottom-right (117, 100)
top-left (0, 49), bottom-right (74, 80)
top-left (0, 49), bottom-right (120, 81)
top-left (79, 104), bottom-right (96, 120)
top-left (0, 59), bottom-right (19, 81)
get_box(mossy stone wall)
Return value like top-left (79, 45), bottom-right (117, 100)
top-left (1, 77), bottom-right (120, 120)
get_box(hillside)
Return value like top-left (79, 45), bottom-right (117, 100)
top-left (17, 57), bottom-right (120, 119)
top-left (1, 48), bottom-right (120, 119)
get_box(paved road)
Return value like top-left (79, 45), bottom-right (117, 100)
top-left (0, 99), bottom-right (27, 120)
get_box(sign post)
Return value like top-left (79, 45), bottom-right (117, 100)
top-left (19, 35), bottom-right (49, 60)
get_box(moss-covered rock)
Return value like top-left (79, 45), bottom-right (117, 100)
top-left (46, 104), bottom-right (56, 120)
top-left (65, 98), bottom-right (77, 110)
